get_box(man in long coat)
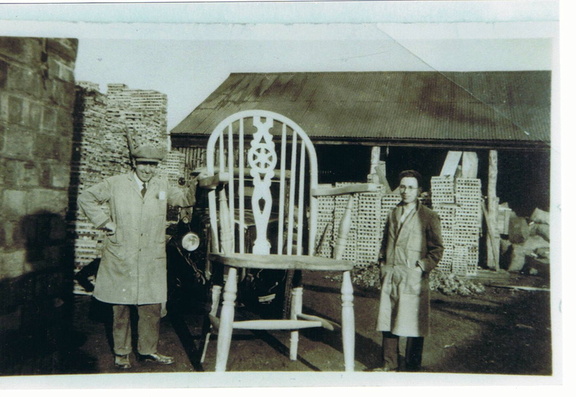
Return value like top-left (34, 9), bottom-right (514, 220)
top-left (78, 145), bottom-right (196, 369)
top-left (376, 170), bottom-right (444, 371)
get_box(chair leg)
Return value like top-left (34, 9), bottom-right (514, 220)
top-left (200, 285), bottom-right (222, 363)
top-left (215, 268), bottom-right (237, 372)
top-left (289, 286), bottom-right (303, 360)
top-left (341, 270), bottom-right (355, 372)
top-left (200, 331), bottom-right (211, 364)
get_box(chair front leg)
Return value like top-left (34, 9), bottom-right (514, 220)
top-left (215, 267), bottom-right (237, 372)
top-left (200, 284), bottom-right (222, 363)
top-left (341, 270), bottom-right (355, 372)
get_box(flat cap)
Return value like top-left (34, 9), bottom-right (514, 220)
top-left (132, 145), bottom-right (165, 162)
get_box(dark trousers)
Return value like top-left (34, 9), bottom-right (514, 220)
top-left (112, 303), bottom-right (161, 356)
top-left (382, 331), bottom-right (425, 371)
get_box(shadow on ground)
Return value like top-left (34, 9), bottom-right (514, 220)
top-left (0, 271), bottom-right (552, 377)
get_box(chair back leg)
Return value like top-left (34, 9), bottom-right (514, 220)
top-left (215, 267), bottom-right (238, 372)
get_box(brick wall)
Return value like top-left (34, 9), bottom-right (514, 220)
top-left (0, 37), bottom-right (78, 374)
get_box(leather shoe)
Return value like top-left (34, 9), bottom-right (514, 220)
top-left (139, 352), bottom-right (174, 365)
top-left (114, 354), bottom-right (131, 369)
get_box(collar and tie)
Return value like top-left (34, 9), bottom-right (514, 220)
top-left (399, 204), bottom-right (416, 227)
top-left (134, 173), bottom-right (148, 197)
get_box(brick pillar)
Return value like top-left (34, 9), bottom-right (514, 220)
top-left (0, 37), bottom-right (78, 375)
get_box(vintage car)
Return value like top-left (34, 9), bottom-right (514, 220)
top-left (165, 184), bottom-right (293, 319)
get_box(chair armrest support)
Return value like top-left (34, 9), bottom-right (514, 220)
top-left (311, 183), bottom-right (380, 197)
top-left (198, 172), bottom-right (231, 190)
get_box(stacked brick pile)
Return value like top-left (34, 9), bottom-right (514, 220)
top-left (107, 83), bottom-right (168, 149)
top-left (316, 178), bottom-right (482, 275)
top-left (70, 83), bottom-right (113, 269)
top-left (175, 146), bottom-right (207, 174)
top-left (431, 176), bottom-right (482, 276)
top-left (316, 184), bottom-right (399, 266)
top-left (159, 150), bottom-right (186, 186)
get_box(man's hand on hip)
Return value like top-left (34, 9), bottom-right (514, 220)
top-left (104, 221), bottom-right (117, 235)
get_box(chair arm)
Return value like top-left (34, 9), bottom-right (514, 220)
top-left (311, 183), bottom-right (380, 197)
top-left (197, 172), bottom-right (232, 190)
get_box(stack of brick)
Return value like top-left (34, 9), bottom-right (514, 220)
top-left (176, 147), bottom-right (207, 173)
top-left (315, 184), bottom-right (400, 267)
top-left (107, 83), bottom-right (168, 149)
top-left (70, 83), bottom-right (111, 269)
top-left (431, 176), bottom-right (482, 276)
top-left (159, 150), bottom-right (186, 186)
top-left (315, 177), bottom-right (482, 275)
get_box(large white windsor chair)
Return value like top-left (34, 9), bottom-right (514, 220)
top-left (197, 110), bottom-right (377, 371)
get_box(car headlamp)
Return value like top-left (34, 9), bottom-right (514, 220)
top-left (181, 232), bottom-right (200, 252)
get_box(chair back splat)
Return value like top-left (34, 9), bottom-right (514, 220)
top-left (205, 110), bottom-right (318, 258)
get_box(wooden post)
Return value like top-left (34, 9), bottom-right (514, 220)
top-left (462, 152), bottom-right (479, 178)
top-left (487, 150), bottom-right (500, 270)
top-left (440, 151), bottom-right (462, 177)
top-left (369, 146), bottom-right (381, 183)
top-left (334, 195), bottom-right (355, 260)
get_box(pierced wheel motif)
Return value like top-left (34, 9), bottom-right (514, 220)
top-left (248, 143), bottom-right (277, 173)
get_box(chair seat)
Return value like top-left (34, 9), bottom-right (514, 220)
top-left (208, 253), bottom-right (354, 271)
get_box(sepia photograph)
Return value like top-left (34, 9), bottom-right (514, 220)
top-left (0, 0), bottom-right (564, 392)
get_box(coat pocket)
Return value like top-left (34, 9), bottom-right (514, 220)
top-left (380, 265), bottom-right (394, 295)
top-left (405, 267), bottom-right (423, 295)
top-left (104, 240), bottom-right (126, 262)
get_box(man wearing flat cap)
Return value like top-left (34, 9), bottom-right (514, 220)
top-left (78, 144), bottom-right (196, 369)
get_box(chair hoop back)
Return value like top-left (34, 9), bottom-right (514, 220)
top-left (205, 110), bottom-right (319, 257)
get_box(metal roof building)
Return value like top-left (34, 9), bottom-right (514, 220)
top-left (171, 71), bottom-right (551, 149)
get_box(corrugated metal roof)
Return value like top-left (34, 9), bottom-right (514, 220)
top-left (171, 71), bottom-right (550, 147)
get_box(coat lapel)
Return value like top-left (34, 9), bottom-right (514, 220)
top-left (396, 202), bottom-right (419, 245)
top-left (146, 176), bottom-right (161, 201)
top-left (127, 173), bottom-right (143, 198)
top-left (387, 206), bottom-right (401, 242)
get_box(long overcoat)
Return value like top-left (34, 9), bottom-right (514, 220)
top-left (78, 172), bottom-right (193, 305)
top-left (376, 201), bottom-right (444, 337)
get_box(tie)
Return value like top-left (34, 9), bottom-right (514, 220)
top-left (400, 205), bottom-right (412, 225)
top-left (141, 182), bottom-right (147, 197)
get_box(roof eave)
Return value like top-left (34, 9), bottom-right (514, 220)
top-left (171, 133), bottom-right (550, 151)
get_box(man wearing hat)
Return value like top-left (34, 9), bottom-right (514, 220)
top-left (78, 145), bottom-right (196, 369)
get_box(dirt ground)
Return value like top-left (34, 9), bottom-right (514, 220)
top-left (47, 270), bottom-right (551, 375)
top-left (1, 269), bottom-right (553, 388)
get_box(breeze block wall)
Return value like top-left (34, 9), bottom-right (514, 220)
top-left (0, 37), bottom-right (78, 374)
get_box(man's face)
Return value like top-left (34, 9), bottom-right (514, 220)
top-left (135, 161), bottom-right (158, 182)
top-left (399, 176), bottom-right (420, 205)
